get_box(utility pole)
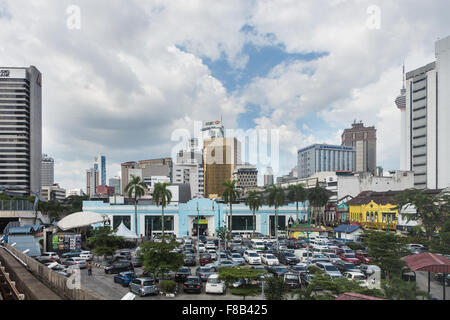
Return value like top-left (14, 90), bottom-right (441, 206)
top-left (197, 202), bottom-right (200, 261)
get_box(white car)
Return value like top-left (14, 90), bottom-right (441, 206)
top-left (343, 272), bottom-right (370, 287)
top-left (62, 257), bottom-right (87, 269)
top-left (261, 254), bottom-right (279, 266)
top-left (197, 243), bottom-right (206, 253)
top-left (205, 274), bottom-right (226, 294)
top-left (205, 241), bottom-right (216, 250)
top-left (207, 249), bottom-right (217, 260)
top-left (243, 250), bottom-right (261, 265)
top-left (80, 251), bottom-right (93, 261)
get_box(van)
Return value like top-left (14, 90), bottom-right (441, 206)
top-left (295, 249), bottom-right (313, 262)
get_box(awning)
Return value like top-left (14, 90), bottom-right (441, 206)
top-left (57, 211), bottom-right (110, 231)
top-left (404, 253), bottom-right (450, 274)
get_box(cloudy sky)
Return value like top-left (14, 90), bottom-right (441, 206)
top-left (1, 0), bottom-right (448, 191)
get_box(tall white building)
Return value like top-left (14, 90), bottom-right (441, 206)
top-left (0, 66), bottom-right (42, 195)
top-left (173, 138), bottom-right (204, 198)
top-left (401, 36), bottom-right (450, 189)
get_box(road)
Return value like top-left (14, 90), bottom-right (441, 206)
top-left (415, 271), bottom-right (449, 300)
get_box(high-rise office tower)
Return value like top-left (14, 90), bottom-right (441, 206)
top-left (401, 36), bottom-right (450, 189)
top-left (173, 138), bottom-right (204, 198)
top-left (341, 122), bottom-right (377, 174)
top-left (264, 167), bottom-right (274, 186)
top-left (86, 167), bottom-right (99, 197)
top-left (0, 66), bottom-right (42, 195)
top-left (121, 161), bottom-right (138, 195)
top-left (203, 137), bottom-right (241, 198)
top-left (41, 154), bottom-right (54, 187)
top-left (94, 155), bottom-right (106, 186)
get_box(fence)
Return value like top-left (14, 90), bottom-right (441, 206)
top-left (5, 244), bottom-right (103, 300)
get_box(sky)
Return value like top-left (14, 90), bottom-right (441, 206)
top-left (1, 0), bottom-right (449, 191)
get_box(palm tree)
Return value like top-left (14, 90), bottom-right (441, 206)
top-left (307, 183), bottom-right (330, 227)
top-left (125, 175), bottom-right (149, 235)
top-left (222, 179), bottom-right (239, 232)
top-left (267, 185), bottom-right (286, 248)
top-left (152, 182), bottom-right (172, 241)
top-left (246, 191), bottom-right (263, 237)
top-left (287, 184), bottom-right (307, 224)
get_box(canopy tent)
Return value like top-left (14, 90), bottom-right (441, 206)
top-left (114, 222), bottom-right (138, 239)
top-left (57, 211), bottom-right (110, 231)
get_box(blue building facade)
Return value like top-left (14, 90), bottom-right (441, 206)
top-left (83, 198), bottom-right (308, 238)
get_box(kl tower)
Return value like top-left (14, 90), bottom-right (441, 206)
top-left (395, 64), bottom-right (407, 170)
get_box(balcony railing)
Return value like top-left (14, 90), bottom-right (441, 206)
top-left (0, 200), bottom-right (34, 211)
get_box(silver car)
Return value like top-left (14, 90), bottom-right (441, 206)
top-left (230, 253), bottom-right (246, 266)
top-left (129, 278), bottom-right (159, 297)
top-left (62, 257), bottom-right (87, 269)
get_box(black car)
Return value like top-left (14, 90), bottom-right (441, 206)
top-left (183, 276), bottom-right (202, 293)
top-left (105, 261), bottom-right (133, 274)
top-left (284, 273), bottom-right (301, 289)
top-left (267, 266), bottom-right (289, 277)
top-left (290, 265), bottom-right (308, 276)
top-left (175, 267), bottom-right (192, 282)
top-left (275, 251), bottom-right (299, 265)
top-left (184, 254), bottom-right (197, 266)
top-left (199, 235), bottom-right (207, 243)
top-left (334, 260), bottom-right (360, 274)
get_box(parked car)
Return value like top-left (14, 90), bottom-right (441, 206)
top-left (79, 251), bottom-right (93, 261)
top-left (199, 235), bottom-right (207, 243)
top-left (355, 251), bottom-right (373, 265)
top-left (284, 273), bottom-right (301, 289)
top-left (105, 261), bottom-right (133, 274)
top-left (343, 272), bottom-right (369, 287)
top-left (205, 241), bottom-right (216, 250)
top-left (243, 250), bottom-right (262, 265)
top-left (290, 264), bottom-right (308, 276)
top-left (175, 267), bottom-right (192, 282)
top-left (114, 250), bottom-right (132, 260)
top-left (207, 250), bottom-right (217, 260)
top-left (114, 271), bottom-right (137, 287)
top-left (205, 273), bottom-right (226, 294)
top-left (205, 259), bottom-right (238, 272)
top-left (324, 253), bottom-right (341, 264)
top-left (261, 253), bottom-right (279, 266)
top-left (183, 276), bottom-right (202, 293)
top-left (61, 251), bottom-right (82, 259)
top-left (434, 273), bottom-right (450, 286)
top-left (37, 252), bottom-right (60, 263)
top-left (275, 251), bottom-right (299, 265)
top-left (300, 273), bottom-right (316, 287)
top-left (195, 266), bottom-right (214, 282)
top-left (401, 267), bottom-right (416, 282)
top-left (315, 262), bottom-right (343, 279)
top-left (198, 253), bottom-right (212, 266)
top-left (131, 256), bottom-right (142, 268)
top-left (129, 278), bottom-right (159, 297)
top-left (227, 253), bottom-right (244, 266)
top-left (62, 257), bottom-right (87, 269)
top-left (334, 260), bottom-right (360, 274)
top-left (339, 253), bottom-right (360, 264)
top-left (267, 266), bottom-right (289, 278)
top-left (184, 254), bottom-right (197, 266)
top-left (184, 244), bottom-right (195, 253)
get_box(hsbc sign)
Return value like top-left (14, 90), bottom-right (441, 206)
top-left (0, 70), bottom-right (10, 77)
top-left (203, 120), bottom-right (222, 128)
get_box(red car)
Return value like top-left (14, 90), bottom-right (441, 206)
top-left (355, 251), bottom-right (373, 265)
top-left (339, 252), bottom-right (360, 264)
top-left (199, 254), bottom-right (213, 266)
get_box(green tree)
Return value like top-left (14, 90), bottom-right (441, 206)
top-left (152, 182), bottom-right (173, 241)
top-left (125, 175), bottom-right (149, 235)
top-left (381, 278), bottom-right (429, 300)
top-left (38, 200), bottom-right (63, 222)
top-left (138, 240), bottom-right (183, 279)
top-left (246, 191), bottom-right (263, 237)
top-left (222, 179), bottom-right (240, 232)
top-left (287, 184), bottom-right (307, 224)
top-left (267, 185), bottom-right (286, 242)
top-left (430, 219), bottom-right (450, 254)
top-left (264, 276), bottom-right (288, 300)
top-left (64, 195), bottom-right (90, 214)
top-left (363, 231), bottom-right (408, 280)
top-left (219, 266), bottom-right (266, 300)
top-left (307, 182), bottom-right (331, 226)
top-left (395, 189), bottom-right (450, 241)
top-left (88, 226), bottom-right (125, 259)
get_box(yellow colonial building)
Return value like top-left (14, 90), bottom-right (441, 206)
top-left (347, 191), bottom-right (400, 231)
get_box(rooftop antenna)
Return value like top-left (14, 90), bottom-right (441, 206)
top-left (402, 61), bottom-right (406, 90)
